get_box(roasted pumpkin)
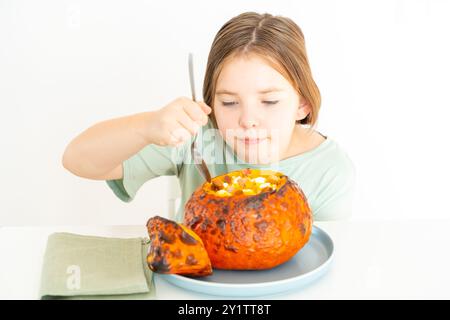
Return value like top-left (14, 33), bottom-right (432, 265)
top-left (146, 216), bottom-right (212, 276)
top-left (184, 168), bottom-right (313, 270)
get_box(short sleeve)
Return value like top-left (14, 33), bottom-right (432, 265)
top-left (106, 142), bottom-right (189, 202)
top-left (312, 158), bottom-right (356, 221)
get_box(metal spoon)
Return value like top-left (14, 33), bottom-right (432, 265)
top-left (188, 53), bottom-right (212, 183)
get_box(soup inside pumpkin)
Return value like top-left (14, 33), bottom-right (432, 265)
top-left (203, 169), bottom-right (286, 197)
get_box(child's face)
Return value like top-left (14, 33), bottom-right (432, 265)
top-left (213, 54), bottom-right (309, 164)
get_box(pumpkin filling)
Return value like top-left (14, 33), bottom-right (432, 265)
top-left (203, 168), bottom-right (286, 197)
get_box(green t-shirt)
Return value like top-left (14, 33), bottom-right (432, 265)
top-left (107, 119), bottom-right (356, 222)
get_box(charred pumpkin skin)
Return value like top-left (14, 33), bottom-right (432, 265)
top-left (146, 216), bottom-right (212, 276)
top-left (184, 170), bottom-right (313, 270)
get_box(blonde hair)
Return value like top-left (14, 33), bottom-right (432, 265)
top-left (203, 12), bottom-right (321, 128)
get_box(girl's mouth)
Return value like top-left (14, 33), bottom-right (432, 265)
top-left (238, 137), bottom-right (268, 145)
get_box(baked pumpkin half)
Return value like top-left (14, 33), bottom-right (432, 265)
top-left (146, 216), bottom-right (212, 276)
top-left (184, 168), bottom-right (313, 270)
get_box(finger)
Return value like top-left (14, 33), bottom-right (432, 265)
top-left (183, 102), bottom-right (209, 126)
top-left (176, 112), bottom-right (200, 136)
top-left (198, 101), bottom-right (212, 115)
top-left (170, 127), bottom-right (191, 144)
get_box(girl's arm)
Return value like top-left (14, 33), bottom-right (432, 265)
top-left (62, 97), bottom-right (211, 180)
top-left (62, 111), bottom-right (155, 180)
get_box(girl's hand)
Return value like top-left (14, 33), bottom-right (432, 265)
top-left (147, 97), bottom-right (212, 147)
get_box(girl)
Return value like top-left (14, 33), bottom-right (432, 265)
top-left (62, 12), bottom-right (355, 222)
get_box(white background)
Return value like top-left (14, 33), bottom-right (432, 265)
top-left (1, 0), bottom-right (449, 225)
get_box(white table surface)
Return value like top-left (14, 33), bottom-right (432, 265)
top-left (1, 220), bottom-right (449, 299)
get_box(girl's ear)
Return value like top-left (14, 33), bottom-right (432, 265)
top-left (295, 99), bottom-right (311, 121)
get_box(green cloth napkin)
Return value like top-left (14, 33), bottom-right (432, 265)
top-left (39, 233), bottom-right (155, 300)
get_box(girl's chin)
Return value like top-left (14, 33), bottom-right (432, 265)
top-left (225, 139), bottom-right (281, 164)
top-left (236, 149), bottom-right (275, 165)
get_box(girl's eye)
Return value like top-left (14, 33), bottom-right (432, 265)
top-left (221, 101), bottom-right (237, 106)
top-left (262, 100), bottom-right (279, 105)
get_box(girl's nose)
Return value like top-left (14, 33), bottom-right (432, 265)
top-left (239, 108), bottom-right (260, 129)
top-left (239, 117), bottom-right (259, 129)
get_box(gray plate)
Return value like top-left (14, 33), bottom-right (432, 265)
top-left (158, 225), bottom-right (334, 297)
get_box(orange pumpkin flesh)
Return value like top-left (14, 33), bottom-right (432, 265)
top-left (146, 216), bottom-right (212, 276)
top-left (184, 168), bottom-right (313, 270)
